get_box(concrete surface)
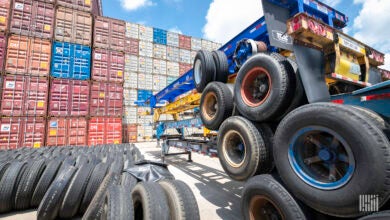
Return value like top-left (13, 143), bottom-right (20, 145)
top-left (0, 142), bottom-right (244, 220)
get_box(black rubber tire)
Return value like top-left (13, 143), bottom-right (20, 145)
top-left (79, 162), bottom-right (109, 214)
top-left (82, 172), bottom-right (121, 219)
top-left (217, 116), bottom-right (271, 181)
top-left (14, 159), bottom-right (46, 210)
top-left (0, 162), bottom-right (27, 213)
top-left (359, 210), bottom-right (390, 220)
top-left (132, 182), bottom-right (170, 220)
top-left (60, 163), bottom-right (94, 218)
top-left (349, 105), bottom-right (386, 129)
top-left (121, 172), bottom-right (138, 190)
top-left (242, 174), bottom-right (307, 220)
top-left (193, 50), bottom-right (216, 92)
top-left (254, 123), bottom-right (275, 169)
top-left (200, 82), bottom-right (234, 130)
top-left (37, 166), bottom-right (77, 220)
top-left (109, 157), bottom-right (124, 175)
top-left (31, 159), bottom-right (62, 207)
top-left (158, 180), bottom-right (200, 220)
top-left (104, 186), bottom-right (134, 220)
top-left (274, 103), bottom-right (390, 217)
top-left (234, 53), bottom-right (294, 122)
top-left (0, 162), bottom-right (10, 182)
top-left (212, 50), bottom-right (229, 83)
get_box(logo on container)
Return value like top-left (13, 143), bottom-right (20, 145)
top-left (1, 124), bottom-right (11, 132)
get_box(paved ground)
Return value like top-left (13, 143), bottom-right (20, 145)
top-left (0, 142), bottom-right (244, 220)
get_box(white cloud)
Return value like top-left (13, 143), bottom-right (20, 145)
top-left (382, 54), bottom-right (390, 70)
top-left (202, 0), bottom-right (262, 43)
top-left (119, 0), bottom-right (154, 11)
top-left (168, 26), bottom-right (183, 34)
top-left (322, 0), bottom-right (341, 7)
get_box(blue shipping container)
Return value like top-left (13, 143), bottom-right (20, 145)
top-left (137, 90), bottom-right (153, 102)
top-left (51, 41), bottom-right (91, 80)
top-left (153, 28), bottom-right (167, 45)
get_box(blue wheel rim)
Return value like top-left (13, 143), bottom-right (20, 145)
top-left (288, 126), bottom-right (355, 190)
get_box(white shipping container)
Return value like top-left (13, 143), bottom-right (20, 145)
top-left (179, 49), bottom-right (191, 64)
top-left (167, 62), bottom-right (179, 76)
top-left (201, 39), bottom-right (213, 51)
top-left (166, 46), bottom-right (179, 62)
top-left (124, 72), bottom-right (138, 88)
top-left (139, 25), bottom-right (153, 42)
top-left (213, 42), bottom-right (222, 50)
top-left (138, 57), bottom-right (153, 74)
top-left (123, 89), bottom-right (137, 106)
top-left (191, 37), bottom-right (202, 51)
top-left (138, 73), bottom-right (146, 89)
top-left (145, 74), bottom-right (153, 89)
top-left (126, 22), bottom-right (139, 39)
top-left (153, 44), bottom-right (167, 60)
top-left (139, 41), bottom-right (153, 57)
top-left (125, 55), bottom-right (138, 72)
top-left (153, 59), bottom-right (167, 75)
top-left (123, 106), bottom-right (138, 124)
top-left (167, 31), bottom-right (179, 47)
top-left (159, 75), bottom-right (167, 90)
top-left (191, 51), bottom-right (196, 64)
top-left (144, 116), bottom-right (153, 126)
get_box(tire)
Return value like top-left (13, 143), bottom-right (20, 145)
top-left (217, 116), bottom-right (271, 181)
top-left (273, 103), bottom-right (390, 217)
top-left (193, 50), bottom-right (216, 92)
top-left (254, 123), bottom-right (275, 169)
top-left (104, 186), bottom-right (134, 220)
top-left (37, 166), bottom-right (77, 220)
top-left (0, 162), bottom-right (10, 182)
top-left (132, 182), bottom-right (170, 220)
top-left (158, 180), bottom-right (200, 220)
top-left (121, 172), bottom-right (138, 190)
top-left (109, 157), bottom-right (124, 175)
top-left (14, 159), bottom-right (46, 210)
top-left (242, 174), bottom-right (307, 220)
top-left (60, 163), bottom-right (94, 218)
top-left (359, 210), bottom-right (390, 220)
top-left (200, 82), bottom-right (233, 130)
top-left (349, 105), bottom-right (386, 129)
top-left (212, 50), bottom-right (229, 83)
top-left (234, 53), bottom-right (294, 122)
top-left (0, 162), bottom-right (27, 213)
top-left (31, 160), bottom-right (62, 207)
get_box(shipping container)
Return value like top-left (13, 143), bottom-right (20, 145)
top-left (138, 56), bottom-right (153, 74)
top-left (153, 75), bottom-right (167, 91)
top-left (21, 117), bottom-right (45, 148)
top-left (122, 123), bottom-right (137, 143)
top-left (179, 35), bottom-right (191, 50)
top-left (125, 54), bottom-right (138, 72)
top-left (91, 0), bottom-right (101, 16)
top-left (0, 0), bottom-right (11, 33)
top-left (167, 76), bottom-right (177, 85)
top-left (191, 37), bottom-right (202, 51)
top-left (122, 106), bottom-right (137, 124)
top-left (57, 0), bottom-right (92, 12)
top-left (153, 59), bottom-right (166, 75)
top-left (139, 40), bottom-right (153, 57)
top-left (167, 61), bottom-right (179, 76)
top-left (10, 0), bottom-right (55, 39)
top-left (167, 31), bottom-right (179, 47)
top-left (153, 44), bottom-right (166, 60)
top-left (46, 117), bottom-right (87, 146)
top-left (125, 38), bottom-right (139, 55)
top-left (94, 16), bottom-right (125, 51)
top-left (55, 7), bottom-right (92, 45)
top-left (137, 89), bottom-right (152, 103)
top-left (123, 71), bottom-right (137, 89)
top-left (51, 41), bottom-right (91, 80)
top-left (125, 22), bottom-right (138, 39)
top-left (92, 48), bottom-right (124, 83)
top-left (49, 79), bottom-right (89, 116)
top-left (138, 25), bottom-right (153, 42)
top-left (191, 51), bottom-right (196, 64)
top-left (1, 75), bottom-right (48, 116)
top-left (179, 63), bottom-right (192, 76)
top-left (6, 35), bottom-right (51, 76)
top-left (88, 117), bottom-right (122, 145)
top-left (166, 46), bottom-right (179, 62)
top-left (123, 88), bottom-right (137, 106)
top-left (179, 49), bottom-right (191, 64)
top-left (153, 28), bottom-right (167, 45)
top-left (0, 33), bottom-right (6, 71)
top-left (90, 82), bottom-right (123, 116)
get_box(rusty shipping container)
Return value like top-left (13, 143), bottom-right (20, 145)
top-left (46, 117), bottom-right (87, 146)
top-left (94, 16), bottom-right (126, 51)
top-left (88, 117), bottom-right (122, 146)
top-left (10, 0), bottom-right (55, 39)
top-left (179, 35), bottom-right (191, 50)
top-left (5, 35), bottom-right (51, 76)
top-left (0, 0), bottom-right (10, 32)
top-left (1, 75), bottom-right (48, 116)
top-left (0, 33), bottom-right (6, 71)
top-left (92, 48), bottom-right (124, 83)
top-left (122, 124), bottom-right (137, 143)
top-left (125, 38), bottom-right (139, 55)
top-left (179, 63), bottom-right (192, 76)
top-left (49, 79), bottom-right (90, 116)
top-left (90, 82), bottom-right (123, 116)
top-left (0, 117), bottom-right (45, 149)
top-left (55, 7), bottom-right (92, 46)
top-left (57, 0), bottom-right (92, 12)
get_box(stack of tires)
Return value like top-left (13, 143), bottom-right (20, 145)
top-left (194, 49), bottom-right (390, 219)
top-left (0, 144), bottom-right (200, 220)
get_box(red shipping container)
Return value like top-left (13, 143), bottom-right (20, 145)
top-left (22, 117), bottom-right (45, 148)
top-left (0, 0), bottom-right (10, 32)
top-left (0, 117), bottom-right (22, 149)
top-left (57, 0), bottom-right (92, 12)
top-left (0, 33), bottom-right (6, 71)
top-left (179, 63), bottom-right (192, 76)
top-left (125, 38), bottom-right (139, 55)
top-left (88, 117), bottom-right (122, 146)
top-left (46, 117), bottom-right (87, 146)
top-left (123, 124), bottom-right (137, 143)
top-left (92, 49), bottom-right (124, 83)
top-left (10, 0), bottom-right (55, 39)
top-left (90, 82), bottom-right (123, 117)
top-left (94, 16), bottom-right (125, 51)
top-left (1, 75), bottom-right (48, 116)
top-left (49, 79), bottom-right (90, 116)
top-left (179, 35), bottom-right (191, 50)
top-left (5, 35), bottom-right (51, 76)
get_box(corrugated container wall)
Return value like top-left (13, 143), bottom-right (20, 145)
top-left (125, 22), bottom-right (139, 39)
top-left (94, 16), bottom-right (125, 51)
top-left (57, 0), bottom-right (92, 12)
top-left (0, 0), bottom-right (11, 33)
top-left (153, 28), bottom-right (167, 45)
top-left (138, 25), bottom-right (153, 42)
top-left (179, 35), bottom-right (191, 50)
top-left (125, 38), bottom-right (138, 55)
top-left (92, 49), bottom-right (124, 83)
top-left (167, 31), bottom-right (179, 47)
top-left (0, 33), bottom-right (6, 71)
top-left (10, 0), bottom-right (55, 39)
top-left (90, 82), bottom-right (123, 116)
top-left (88, 117), bottom-right (122, 145)
top-left (46, 117), bottom-right (87, 146)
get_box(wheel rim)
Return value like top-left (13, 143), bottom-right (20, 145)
top-left (288, 126), bottom-right (355, 190)
top-left (194, 59), bottom-right (202, 85)
top-left (202, 92), bottom-right (218, 121)
top-left (249, 195), bottom-right (284, 220)
top-left (222, 130), bottom-right (246, 168)
top-left (240, 67), bottom-right (272, 107)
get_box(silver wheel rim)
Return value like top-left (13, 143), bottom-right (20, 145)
top-left (194, 59), bottom-right (202, 85)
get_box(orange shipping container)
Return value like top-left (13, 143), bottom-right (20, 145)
top-left (55, 7), bottom-right (92, 46)
top-left (5, 35), bottom-right (51, 76)
top-left (57, 0), bottom-right (92, 12)
top-left (46, 117), bottom-right (87, 146)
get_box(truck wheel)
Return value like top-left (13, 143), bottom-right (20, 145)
top-left (193, 50), bottom-right (216, 92)
top-left (212, 50), bottom-right (229, 83)
top-left (200, 82), bottom-right (233, 130)
top-left (274, 103), bottom-right (390, 217)
top-left (234, 53), bottom-right (293, 122)
top-left (218, 116), bottom-right (271, 181)
top-left (242, 174), bottom-right (307, 220)
top-left (359, 210), bottom-right (390, 219)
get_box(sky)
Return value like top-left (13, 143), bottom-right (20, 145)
top-left (103, 0), bottom-right (390, 69)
